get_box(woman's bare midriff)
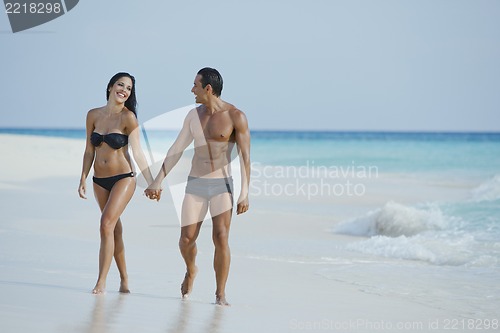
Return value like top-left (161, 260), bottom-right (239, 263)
top-left (93, 147), bottom-right (133, 178)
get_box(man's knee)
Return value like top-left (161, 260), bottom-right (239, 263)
top-left (179, 234), bottom-right (196, 248)
top-left (212, 230), bottom-right (229, 247)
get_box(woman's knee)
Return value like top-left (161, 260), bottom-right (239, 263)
top-left (114, 221), bottom-right (123, 237)
top-left (100, 216), bottom-right (117, 237)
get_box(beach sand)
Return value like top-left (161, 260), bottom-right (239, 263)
top-left (0, 134), bottom-right (494, 333)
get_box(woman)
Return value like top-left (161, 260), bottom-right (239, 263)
top-left (78, 72), bottom-right (154, 294)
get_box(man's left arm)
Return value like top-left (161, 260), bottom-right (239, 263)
top-left (233, 110), bottom-right (251, 215)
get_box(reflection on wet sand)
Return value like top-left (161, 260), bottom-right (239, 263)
top-left (80, 292), bottom-right (227, 333)
top-left (166, 300), bottom-right (225, 333)
top-left (166, 300), bottom-right (191, 333)
top-left (205, 305), bottom-right (224, 333)
top-left (84, 294), bottom-right (126, 333)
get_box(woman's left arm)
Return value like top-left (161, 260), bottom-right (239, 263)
top-left (126, 113), bottom-right (154, 186)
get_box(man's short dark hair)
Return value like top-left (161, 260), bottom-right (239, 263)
top-left (197, 67), bottom-right (223, 97)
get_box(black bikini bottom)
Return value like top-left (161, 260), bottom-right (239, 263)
top-left (93, 172), bottom-right (134, 191)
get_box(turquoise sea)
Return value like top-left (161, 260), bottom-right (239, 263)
top-left (2, 127), bottom-right (499, 172)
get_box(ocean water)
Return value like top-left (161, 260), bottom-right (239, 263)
top-left (2, 128), bottom-right (500, 315)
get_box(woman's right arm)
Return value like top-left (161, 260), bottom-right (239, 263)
top-left (78, 111), bottom-right (96, 199)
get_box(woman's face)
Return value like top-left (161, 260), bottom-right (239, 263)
top-left (109, 76), bottom-right (133, 103)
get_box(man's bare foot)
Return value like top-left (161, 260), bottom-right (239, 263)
top-left (215, 294), bottom-right (230, 306)
top-left (180, 267), bottom-right (198, 298)
top-left (92, 282), bottom-right (106, 294)
top-left (119, 279), bottom-right (130, 293)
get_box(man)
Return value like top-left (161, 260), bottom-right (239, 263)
top-left (145, 67), bottom-right (251, 306)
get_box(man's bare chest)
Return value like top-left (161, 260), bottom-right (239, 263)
top-left (197, 113), bottom-right (234, 142)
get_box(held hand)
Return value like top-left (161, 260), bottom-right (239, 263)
top-left (144, 185), bottom-right (162, 201)
top-left (236, 196), bottom-right (249, 215)
top-left (78, 182), bottom-right (87, 199)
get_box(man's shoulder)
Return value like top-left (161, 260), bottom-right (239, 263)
top-left (225, 103), bottom-right (245, 116)
top-left (228, 106), bottom-right (246, 118)
top-left (186, 107), bottom-right (200, 120)
top-left (227, 105), bottom-right (248, 130)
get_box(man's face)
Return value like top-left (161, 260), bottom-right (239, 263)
top-left (191, 74), bottom-right (208, 104)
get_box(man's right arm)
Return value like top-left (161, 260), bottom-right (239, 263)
top-left (146, 110), bottom-right (195, 197)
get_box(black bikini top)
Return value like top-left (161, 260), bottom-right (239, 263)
top-left (90, 132), bottom-right (128, 149)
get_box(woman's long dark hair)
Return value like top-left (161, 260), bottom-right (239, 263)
top-left (106, 72), bottom-right (137, 117)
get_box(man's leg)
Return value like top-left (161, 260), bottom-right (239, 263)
top-left (179, 193), bottom-right (208, 298)
top-left (210, 192), bottom-right (233, 306)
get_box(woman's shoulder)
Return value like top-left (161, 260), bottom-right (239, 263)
top-left (86, 107), bottom-right (104, 122)
top-left (87, 107), bottom-right (104, 117)
top-left (121, 108), bottom-right (139, 133)
top-left (121, 107), bottom-right (137, 122)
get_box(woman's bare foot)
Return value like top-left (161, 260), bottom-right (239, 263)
top-left (215, 294), bottom-right (230, 306)
top-left (92, 281), bottom-right (106, 294)
top-left (180, 267), bottom-right (198, 298)
top-left (119, 278), bottom-right (130, 293)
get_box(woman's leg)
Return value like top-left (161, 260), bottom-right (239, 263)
top-left (92, 177), bottom-right (135, 294)
top-left (113, 218), bottom-right (130, 293)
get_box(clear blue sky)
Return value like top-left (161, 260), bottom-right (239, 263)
top-left (1, 0), bottom-right (499, 131)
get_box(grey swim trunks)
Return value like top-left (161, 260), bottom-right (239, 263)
top-left (185, 176), bottom-right (234, 200)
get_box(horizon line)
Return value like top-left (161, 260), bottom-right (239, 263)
top-left (1, 126), bottom-right (500, 135)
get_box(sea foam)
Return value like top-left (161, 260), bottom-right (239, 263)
top-left (334, 200), bottom-right (499, 267)
top-left (334, 201), bottom-right (447, 237)
top-left (470, 174), bottom-right (500, 202)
